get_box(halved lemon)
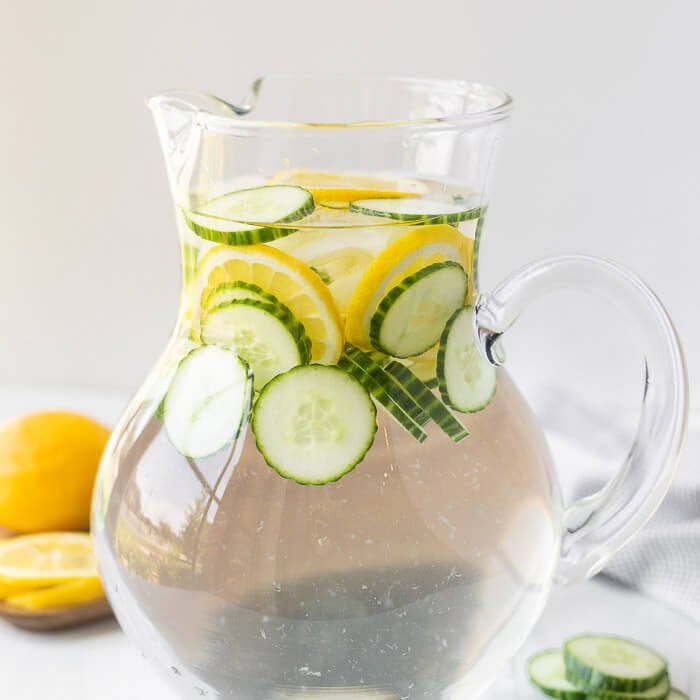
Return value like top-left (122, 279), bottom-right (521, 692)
top-left (268, 169), bottom-right (427, 203)
top-left (0, 533), bottom-right (98, 586)
top-left (345, 224), bottom-right (468, 349)
top-left (193, 244), bottom-right (343, 364)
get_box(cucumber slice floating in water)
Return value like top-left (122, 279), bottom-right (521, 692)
top-left (184, 185), bottom-right (314, 245)
top-left (201, 299), bottom-right (311, 391)
top-left (349, 197), bottom-right (483, 223)
top-left (252, 365), bottom-right (377, 484)
top-left (163, 346), bottom-right (252, 459)
top-left (310, 266), bottom-right (332, 284)
top-left (564, 635), bottom-right (668, 693)
top-left (339, 346), bottom-right (429, 443)
top-left (437, 306), bottom-right (496, 413)
top-left (528, 649), bottom-right (587, 700)
top-left (182, 242), bottom-right (199, 287)
top-left (203, 281), bottom-right (285, 315)
top-left (396, 344), bottom-right (439, 388)
top-left (382, 359), bottom-right (468, 442)
top-left (370, 261), bottom-right (468, 358)
top-left (344, 345), bottom-right (431, 431)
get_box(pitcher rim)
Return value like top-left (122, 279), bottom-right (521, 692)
top-left (147, 73), bottom-right (514, 133)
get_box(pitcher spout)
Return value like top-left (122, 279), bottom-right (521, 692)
top-left (147, 82), bottom-right (263, 201)
top-left (147, 82), bottom-right (262, 124)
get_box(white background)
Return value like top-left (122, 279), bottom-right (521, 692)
top-left (0, 0), bottom-right (697, 418)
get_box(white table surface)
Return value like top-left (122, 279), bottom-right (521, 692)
top-left (0, 386), bottom-right (697, 698)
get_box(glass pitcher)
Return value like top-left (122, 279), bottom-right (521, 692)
top-left (91, 75), bottom-right (687, 700)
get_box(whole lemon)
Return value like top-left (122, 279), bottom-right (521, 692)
top-left (0, 412), bottom-right (110, 533)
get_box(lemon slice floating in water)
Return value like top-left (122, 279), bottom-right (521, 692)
top-left (193, 244), bottom-right (343, 364)
top-left (345, 224), bottom-right (468, 349)
top-left (269, 169), bottom-right (427, 203)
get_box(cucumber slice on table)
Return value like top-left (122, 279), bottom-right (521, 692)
top-left (564, 635), bottom-right (668, 693)
top-left (163, 345), bottom-right (252, 459)
top-left (382, 359), bottom-right (468, 442)
top-left (349, 197), bottom-right (483, 223)
top-left (184, 185), bottom-right (314, 245)
top-left (252, 365), bottom-right (377, 484)
top-left (528, 650), bottom-right (587, 700)
top-left (564, 672), bottom-right (671, 700)
top-left (437, 306), bottom-right (496, 413)
top-left (339, 345), bottom-right (429, 443)
top-left (201, 299), bottom-right (311, 391)
top-left (369, 261), bottom-right (468, 357)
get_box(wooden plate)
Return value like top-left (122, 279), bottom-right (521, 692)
top-left (0, 528), bottom-right (113, 631)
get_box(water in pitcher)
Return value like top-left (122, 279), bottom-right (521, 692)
top-left (93, 175), bottom-right (561, 698)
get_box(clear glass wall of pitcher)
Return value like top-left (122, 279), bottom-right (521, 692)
top-left (91, 75), bottom-right (687, 699)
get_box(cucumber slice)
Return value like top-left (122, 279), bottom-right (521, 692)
top-left (564, 635), bottom-right (668, 693)
top-left (182, 242), bottom-right (199, 287)
top-left (383, 360), bottom-right (468, 442)
top-left (339, 346), bottom-right (429, 443)
top-left (349, 197), bottom-right (483, 223)
top-left (528, 650), bottom-right (587, 700)
top-left (310, 266), bottom-right (332, 284)
top-left (252, 365), bottom-right (377, 484)
top-left (201, 299), bottom-right (311, 391)
top-left (437, 306), bottom-right (496, 413)
top-left (370, 261), bottom-right (468, 358)
top-left (471, 209), bottom-right (487, 294)
top-left (565, 671), bottom-right (671, 700)
top-left (163, 346), bottom-right (252, 459)
top-left (397, 344), bottom-right (439, 387)
top-left (184, 185), bottom-right (314, 245)
top-left (203, 281), bottom-right (281, 315)
top-left (344, 345), bottom-right (431, 431)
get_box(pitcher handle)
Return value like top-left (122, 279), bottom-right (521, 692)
top-left (474, 255), bottom-right (688, 584)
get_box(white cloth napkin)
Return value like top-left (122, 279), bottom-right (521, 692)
top-left (536, 385), bottom-right (700, 623)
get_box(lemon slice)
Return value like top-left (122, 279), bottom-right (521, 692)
top-left (193, 244), bottom-right (343, 364)
top-left (345, 224), bottom-right (467, 349)
top-left (268, 169), bottom-right (427, 203)
top-left (309, 247), bottom-right (374, 320)
top-left (272, 229), bottom-right (397, 322)
top-left (6, 576), bottom-right (104, 610)
top-left (0, 576), bottom-right (59, 599)
top-left (404, 344), bottom-right (440, 386)
top-left (0, 533), bottom-right (98, 584)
